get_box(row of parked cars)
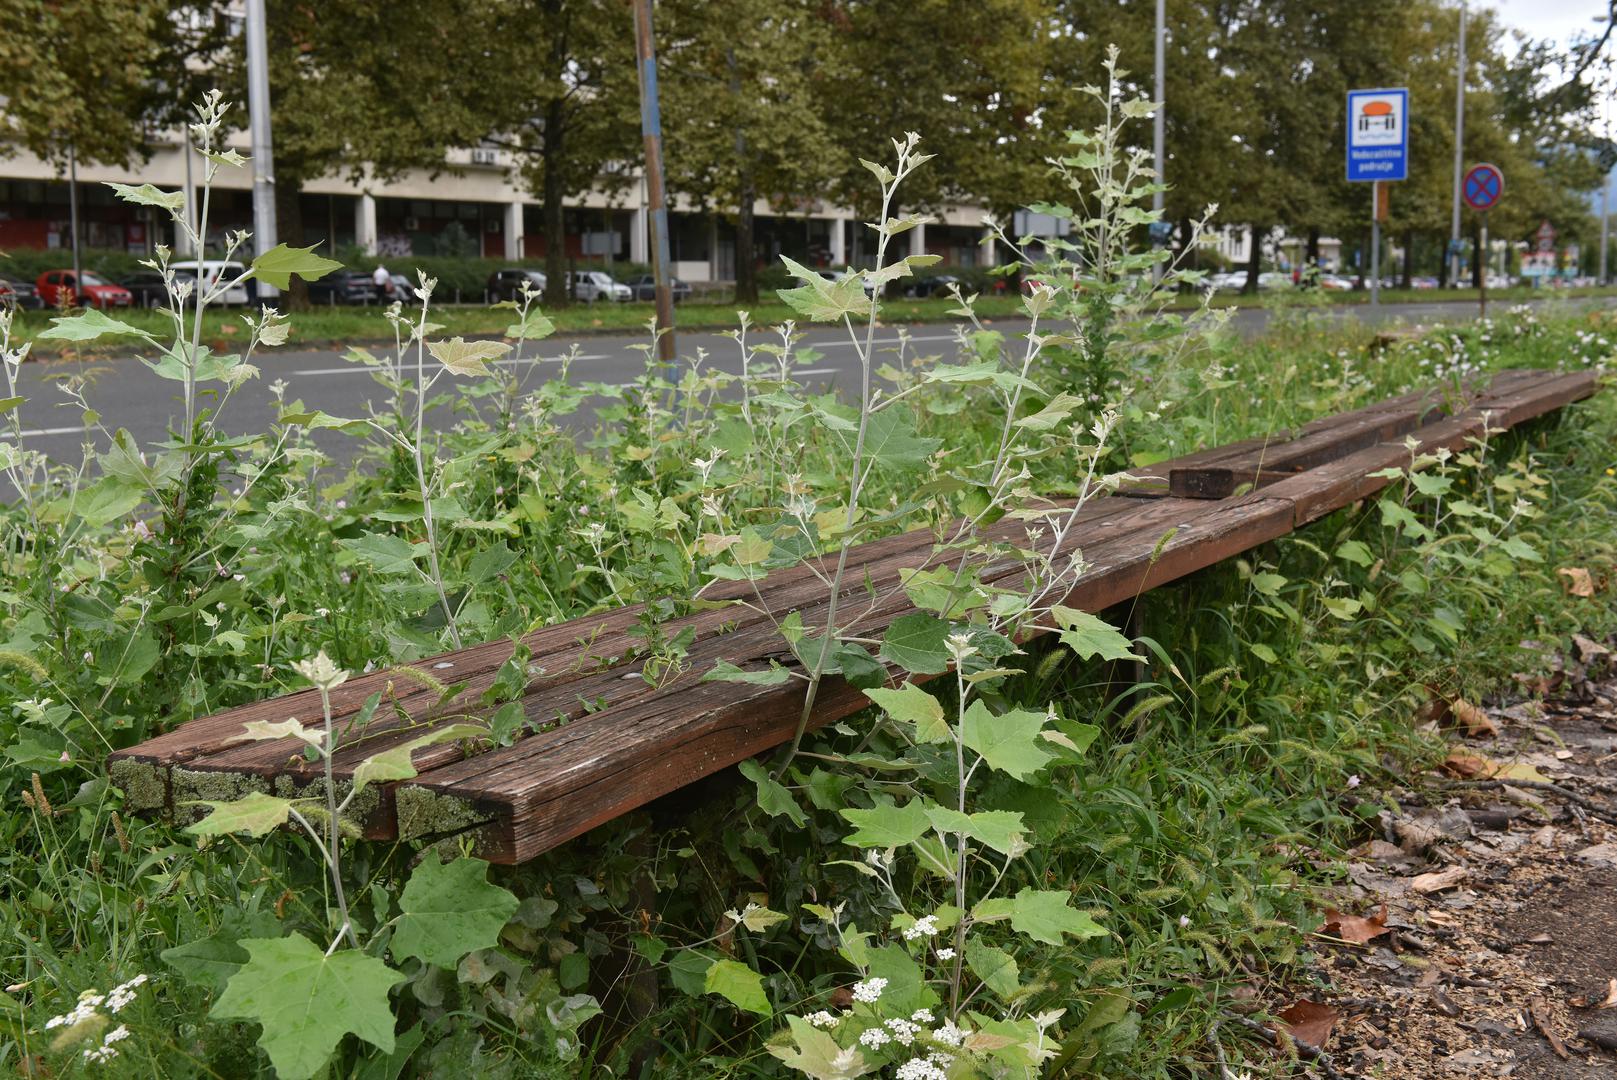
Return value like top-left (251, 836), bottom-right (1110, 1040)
top-left (485, 268), bottom-right (694, 304)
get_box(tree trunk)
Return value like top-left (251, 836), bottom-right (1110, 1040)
top-left (1437, 233), bottom-right (1449, 289)
top-left (728, 49), bottom-right (758, 304)
top-left (273, 168), bottom-right (309, 309)
top-left (1305, 226), bottom-right (1320, 270)
top-left (1178, 217), bottom-right (1195, 272)
top-left (1400, 228), bottom-right (1414, 289)
top-left (1242, 225), bottom-right (1262, 294)
top-left (542, 109), bottom-right (569, 307)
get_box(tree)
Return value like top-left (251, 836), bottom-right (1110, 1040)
top-left (660, 0), bottom-right (840, 302)
top-left (479, 0), bottom-right (641, 307)
top-left (0, 0), bottom-right (172, 169)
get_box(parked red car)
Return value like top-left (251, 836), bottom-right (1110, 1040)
top-left (35, 269), bottom-right (133, 309)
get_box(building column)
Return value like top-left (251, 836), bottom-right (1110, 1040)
top-left (630, 204), bottom-right (649, 264)
top-left (708, 215), bottom-right (720, 281)
top-left (981, 225), bottom-right (997, 268)
top-left (829, 216), bottom-right (846, 267)
top-left (356, 193), bottom-right (378, 255)
top-left (909, 221), bottom-right (927, 259)
top-left (504, 200), bottom-right (522, 260)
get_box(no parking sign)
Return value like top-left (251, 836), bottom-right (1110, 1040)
top-left (1463, 163), bottom-right (1504, 212)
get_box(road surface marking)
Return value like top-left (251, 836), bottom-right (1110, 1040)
top-left (290, 353), bottom-right (609, 376)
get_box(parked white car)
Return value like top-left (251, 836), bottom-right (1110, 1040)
top-left (170, 259), bottom-right (250, 306)
top-left (568, 270), bottom-right (632, 302)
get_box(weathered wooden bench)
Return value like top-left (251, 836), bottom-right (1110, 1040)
top-left (108, 367), bottom-right (1600, 863)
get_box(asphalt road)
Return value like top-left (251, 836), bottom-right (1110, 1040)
top-left (4, 295), bottom-right (1608, 465)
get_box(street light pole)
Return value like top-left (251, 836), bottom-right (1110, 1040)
top-left (632, 0), bottom-right (675, 364)
top-left (1449, 1), bottom-right (1467, 287)
top-left (1152, 0), bottom-right (1166, 284)
top-left (244, 0), bottom-right (279, 297)
top-left (68, 141), bottom-right (82, 288)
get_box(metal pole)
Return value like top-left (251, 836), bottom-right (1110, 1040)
top-left (1602, 180), bottom-right (1609, 285)
top-left (1449, 1), bottom-right (1466, 287)
top-left (632, 0), bottom-right (675, 364)
top-left (68, 141), bottom-right (82, 290)
top-left (245, 0), bottom-right (279, 298)
top-left (1151, 0), bottom-right (1166, 284)
top-left (1371, 181), bottom-right (1381, 309)
top-left (1479, 213), bottom-right (1488, 318)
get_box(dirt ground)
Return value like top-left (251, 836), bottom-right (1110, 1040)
top-left (1252, 631), bottom-right (1617, 1078)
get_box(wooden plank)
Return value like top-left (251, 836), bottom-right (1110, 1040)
top-left (1169, 408), bottom-right (1433, 498)
top-left (401, 497), bottom-right (1289, 863)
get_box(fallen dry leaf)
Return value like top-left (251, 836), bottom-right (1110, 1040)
top-left (1528, 997), bottom-right (1571, 1059)
top-left (1320, 904), bottom-right (1391, 945)
top-left (1450, 698), bottom-right (1500, 737)
top-left (1278, 999), bottom-right (1339, 1049)
top-left (1573, 633), bottom-right (1611, 663)
top-left (1439, 749), bottom-right (1549, 784)
top-left (1410, 866), bottom-right (1468, 894)
top-left (1557, 567), bottom-right (1596, 597)
top-left (1599, 978), bottom-right (1617, 1009)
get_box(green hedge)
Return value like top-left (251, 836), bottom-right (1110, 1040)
top-left (0, 247), bottom-right (153, 284)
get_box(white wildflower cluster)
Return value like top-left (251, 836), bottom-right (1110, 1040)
top-left (806, 1010), bottom-right (840, 1028)
top-left (935, 946), bottom-right (956, 961)
top-left (83, 1026), bottom-right (130, 1065)
top-left (859, 1026), bottom-right (890, 1049)
top-left (884, 1017), bottom-right (920, 1045)
top-left (851, 976), bottom-right (888, 1003)
top-left (896, 1055), bottom-right (954, 1080)
top-left (45, 975), bottom-right (146, 1064)
top-left (902, 914), bottom-right (940, 941)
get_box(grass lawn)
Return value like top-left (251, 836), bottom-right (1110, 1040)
top-left (14, 283), bottom-right (1617, 356)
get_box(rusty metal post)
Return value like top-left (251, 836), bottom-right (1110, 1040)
top-left (632, 0), bottom-right (676, 364)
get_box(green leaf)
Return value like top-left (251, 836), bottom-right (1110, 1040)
top-left (338, 533), bottom-right (424, 575)
top-left (72, 477), bottom-right (145, 527)
top-left (37, 307), bottom-right (157, 343)
top-left (1007, 887), bottom-right (1107, 945)
top-left (775, 256), bottom-right (868, 322)
top-left (703, 659), bottom-right (792, 685)
top-left (392, 851), bottom-right (519, 968)
top-left (248, 243), bottom-right (343, 289)
top-left (864, 683), bottom-right (949, 743)
top-left (210, 935), bottom-right (403, 1080)
top-left (738, 759), bottom-right (806, 827)
top-left (1052, 606), bottom-right (1143, 662)
top-left (704, 958), bottom-right (771, 1016)
top-left (186, 791), bottom-right (298, 838)
top-left (506, 310), bottom-right (556, 341)
top-left (350, 723), bottom-right (487, 792)
top-left (105, 182), bottom-right (186, 211)
top-left (924, 807), bottom-right (1027, 855)
top-left (427, 336), bottom-right (512, 377)
top-left (768, 1014), bottom-right (876, 1079)
top-left (1014, 392), bottom-right (1086, 432)
top-left (839, 799), bottom-right (931, 848)
top-left (878, 613), bottom-right (951, 675)
top-left (959, 702), bottom-right (1053, 780)
top-left (965, 938), bottom-right (1020, 997)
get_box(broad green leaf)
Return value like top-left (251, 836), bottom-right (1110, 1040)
top-left (1052, 607), bottom-right (1143, 662)
top-left (227, 718), bottom-right (325, 750)
top-left (776, 256), bottom-right (867, 322)
top-left (839, 799), bottom-right (930, 848)
top-left (200, 147), bottom-right (247, 168)
top-left (186, 791), bottom-right (297, 838)
top-left (858, 407), bottom-right (941, 470)
top-left (965, 938), bottom-right (1020, 997)
top-left (392, 851), bottom-right (519, 968)
top-left (338, 533), bottom-right (423, 575)
top-left (959, 702), bottom-right (1053, 780)
top-left (428, 336), bottom-right (512, 377)
top-left (210, 934), bottom-right (403, 1080)
top-left (350, 723), bottom-right (488, 792)
top-left (161, 912), bottom-right (280, 992)
top-left (703, 958), bottom-right (771, 1016)
top-left (506, 310), bottom-right (556, 341)
top-left (768, 1014), bottom-right (876, 1079)
top-left (1015, 392), bottom-right (1086, 432)
top-left (878, 613), bottom-right (951, 675)
top-left (864, 683), bottom-right (949, 743)
top-left (248, 243), bottom-right (342, 289)
top-left (278, 409), bottom-right (366, 432)
top-left (106, 182), bottom-right (186, 211)
top-left (727, 902), bottom-right (788, 933)
top-left (866, 944), bottom-right (938, 1014)
top-left (37, 308), bottom-right (157, 344)
top-left (73, 477), bottom-right (144, 527)
top-left (924, 807), bottom-right (1026, 855)
top-left (703, 659), bottom-right (792, 686)
top-left (1007, 887), bottom-right (1107, 945)
top-left (738, 759), bottom-right (806, 826)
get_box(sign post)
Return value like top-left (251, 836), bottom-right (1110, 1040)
top-left (1462, 162), bottom-right (1503, 319)
top-left (1347, 88), bottom-right (1409, 311)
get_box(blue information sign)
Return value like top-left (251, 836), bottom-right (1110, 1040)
top-left (1346, 88), bottom-right (1409, 182)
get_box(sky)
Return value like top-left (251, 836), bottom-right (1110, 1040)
top-left (1487, 0), bottom-right (1607, 48)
